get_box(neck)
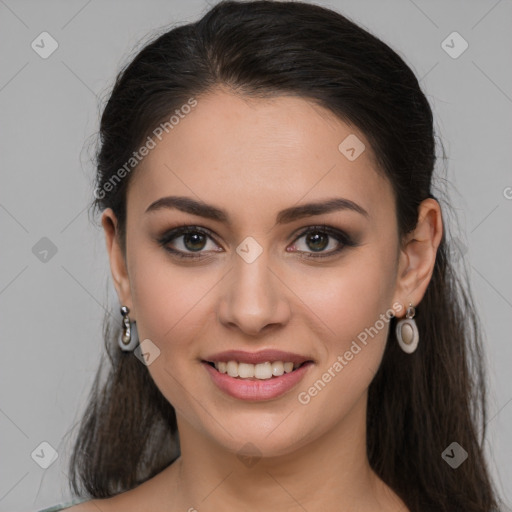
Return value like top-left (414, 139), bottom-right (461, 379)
top-left (155, 392), bottom-right (405, 512)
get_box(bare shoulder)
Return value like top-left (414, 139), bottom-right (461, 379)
top-left (61, 486), bottom-right (155, 512)
top-left (63, 461), bottom-right (180, 512)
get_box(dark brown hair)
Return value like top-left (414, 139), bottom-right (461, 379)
top-left (69, 2), bottom-right (501, 511)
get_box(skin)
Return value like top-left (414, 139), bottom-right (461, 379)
top-left (72, 88), bottom-right (442, 512)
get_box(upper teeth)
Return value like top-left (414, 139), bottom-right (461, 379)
top-left (214, 361), bottom-right (297, 379)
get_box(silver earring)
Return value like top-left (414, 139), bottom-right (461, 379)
top-left (119, 306), bottom-right (139, 352)
top-left (396, 303), bottom-right (419, 354)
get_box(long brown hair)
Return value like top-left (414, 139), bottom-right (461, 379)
top-left (69, 2), bottom-right (501, 510)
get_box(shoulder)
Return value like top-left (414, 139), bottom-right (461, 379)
top-left (45, 462), bottom-right (179, 512)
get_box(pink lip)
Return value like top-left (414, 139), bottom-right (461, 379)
top-left (202, 361), bottom-right (313, 401)
top-left (203, 349), bottom-right (312, 365)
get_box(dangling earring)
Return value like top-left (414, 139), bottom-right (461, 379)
top-left (119, 305), bottom-right (139, 352)
top-left (396, 303), bottom-right (419, 354)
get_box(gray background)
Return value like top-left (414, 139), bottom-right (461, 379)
top-left (0, 0), bottom-right (511, 510)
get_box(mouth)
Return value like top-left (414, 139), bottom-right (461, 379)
top-left (203, 360), bottom-right (311, 380)
top-left (201, 350), bottom-right (314, 401)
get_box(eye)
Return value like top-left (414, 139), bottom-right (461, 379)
top-left (288, 225), bottom-right (355, 259)
top-left (157, 226), bottom-right (222, 259)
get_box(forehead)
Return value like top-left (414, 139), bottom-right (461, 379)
top-left (127, 89), bottom-right (392, 225)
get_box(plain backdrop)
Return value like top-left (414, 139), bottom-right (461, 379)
top-left (0, 0), bottom-right (511, 510)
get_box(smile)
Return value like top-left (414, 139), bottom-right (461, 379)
top-left (202, 354), bottom-right (313, 401)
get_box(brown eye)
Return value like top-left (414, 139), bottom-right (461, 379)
top-left (157, 226), bottom-right (221, 259)
top-left (289, 225), bottom-right (356, 259)
top-left (181, 232), bottom-right (208, 252)
top-left (303, 231), bottom-right (330, 252)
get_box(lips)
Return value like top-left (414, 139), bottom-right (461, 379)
top-left (201, 349), bottom-right (314, 401)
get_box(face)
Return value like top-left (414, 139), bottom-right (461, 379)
top-left (109, 89), bottom-right (405, 458)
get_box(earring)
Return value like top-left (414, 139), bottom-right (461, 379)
top-left (119, 305), bottom-right (139, 352)
top-left (396, 303), bottom-right (419, 354)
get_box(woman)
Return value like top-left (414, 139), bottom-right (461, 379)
top-left (38, 1), bottom-right (502, 511)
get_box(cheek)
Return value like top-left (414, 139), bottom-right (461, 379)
top-left (290, 246), bottom-right (398, 417)
top-left (292, 273), bottom-right (394, 436)
top-left (294, 247), bottom-right (397, 346)
top-left (131, 260), bottom-right (216, 350)
top-left (128, 252), bottom-right (217, 419)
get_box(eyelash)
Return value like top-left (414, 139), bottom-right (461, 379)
top-left (156, 224), bottom-right (356, 260)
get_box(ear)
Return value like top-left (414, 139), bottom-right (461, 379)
top-left (101, 208), bottom-right (134, 315)
top-left (392, 198), bottom-right (443, 317)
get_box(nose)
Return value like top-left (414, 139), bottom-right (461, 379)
top-left (217, 249), bottom-right (291, 337)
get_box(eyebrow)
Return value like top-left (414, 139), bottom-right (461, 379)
top-left (145, 195), bottom-right (369, 224)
